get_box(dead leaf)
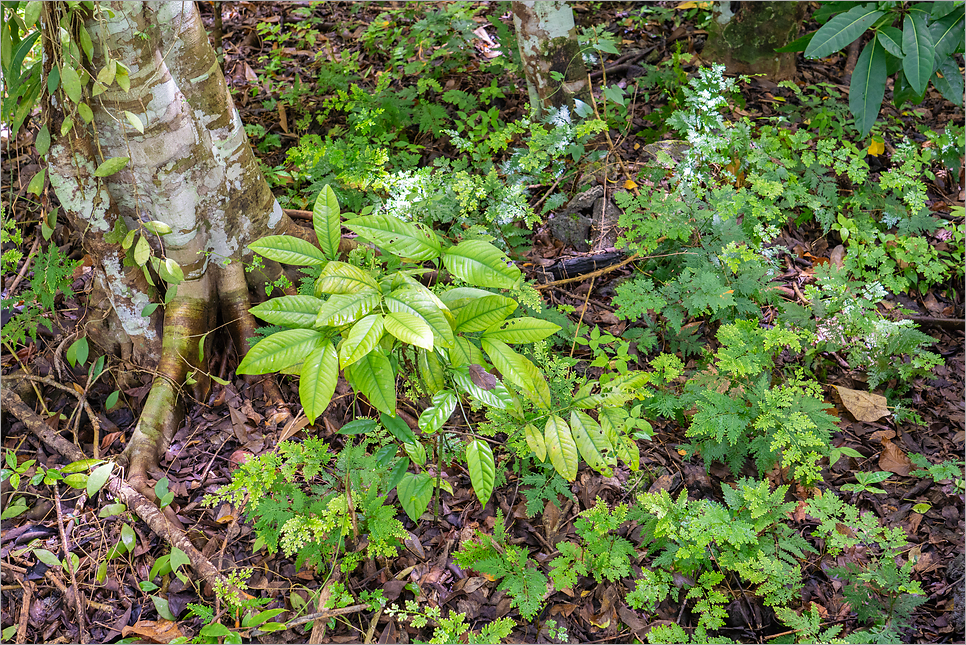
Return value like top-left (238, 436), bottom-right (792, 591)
top-left (833, 385), bottom-right (890, 423)
top-left (228, 405), bottom-right (251, 443)
top-left (121, 619), bottom-right (184, 643)
top-left (468, 364), bottom-right (496, 391)
top-left (878, 437), bottom-right (913, 476)
top-left (829, 245), bottom-right (846, 268)
top-left (279, 414), bottom-right (310, 442)
top-left (242, 62), bottom-right (259, 84)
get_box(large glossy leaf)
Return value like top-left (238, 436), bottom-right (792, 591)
top-left (451, 367), bottom-right (513, 410)
top-left (849, 35), bottom-right (887, 136)
top-left (314, 261), bottom-right (380, 295)
top-left (418, 390), bottom-right (458, 434)
top-left (439, 286), bottom-right (497, 307)
top-left (482, 317), bottom-right (561, 344)
top-left (237, 329), bottom-right (323, 375)
top-left (315, 291), bottom-right (380, 328)
top-left (805, 4), bottom-right (884, 59)
top-left (384, 311), bottom-right (434, 350)
top-left (381, 412), bottom-right (417, 445)
top-left (930, 12), bottom-right (965, 60)
top-left (418, 349), bottom-right (446, 394)
top-left (466, 439), bottom-right (495, 505)
top-left (618, 436), bottom-right (641, 472)
top-left (569, 410), bottom-right (614, 476)
top-left (249, 295), bottom-right (324, 328)
top-left (397, 472), bottom-right (434, 522)
top-left (345, 214), bottom-right (441, 261)
top-left (249, 235), bottom-right (328, 266)
top-left (454, 295), bottom-right (518, 333)
top-left (525, 423), bottom-right (547, 462)
top-left (447, 337), bottom-right (486, 368)
top-left (876, 26), bottom-right (903, 58)
top-left (340, 314), bottom-right (385, 368)
top-left (544, 415), bottom-right (578, 481)
top-left (299, 342), bottom-right (338, 423)
top-left (385, 288), bottom-right (454, 348)
top-left (901, 11), bottom-right (935, 95)
top-left (345, 349), bottom-right (396, 415)
top-left (60, 64), bottom-right (82, 103)
top-left (481, 338), bottom-right (551, 409)
top-left (933, 56), bottom-right (965, 106)
top-left (313, 184), bottom-right (342, 261)
top-left (442, 240), bottom-right (520, 290)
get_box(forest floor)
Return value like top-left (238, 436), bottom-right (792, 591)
top-left (1, 2), bottom-right (964, 644)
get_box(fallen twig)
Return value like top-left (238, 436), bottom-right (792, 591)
top-left (535, 253), bottom-right (639, 291)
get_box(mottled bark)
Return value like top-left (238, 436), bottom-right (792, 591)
top-left (511, 1), bottom-right (589, 118)
top-left (41, 1), bottom-right (292, 490)
top-left (702, 2), bottom-right (807, 81)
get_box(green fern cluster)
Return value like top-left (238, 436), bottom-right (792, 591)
top-left (550, 498), bottom-right (636, 587)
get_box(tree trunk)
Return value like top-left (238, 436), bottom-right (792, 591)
top-left (511, 1), bottom-right (590, 118)
top-left (40, 1), bottom-right (295, 494)
top-left (702, 1), bottom-right (807, 81)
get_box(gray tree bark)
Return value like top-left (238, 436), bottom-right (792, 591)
top-left (702, 2), bottom-right (807, 81)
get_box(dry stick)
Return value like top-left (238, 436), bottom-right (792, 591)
top-left (283, 208), bottom-right (314, 220)
top-left (535, 252), bottom-right (639, 291)
top-left (281, 604), bottom-right (370, 632)
top-left (16, 580), bottom-right (33, 644)
top-left (0, 388), bottom-right (245, 600)
top-left (363, 607), bottom-right (383, 644)
top-left (4, 234), bottom-right (41, 296)
top-left (570, 276), bottom-right (596, 357)
top-left (53, 485), bottom-right (89, 644)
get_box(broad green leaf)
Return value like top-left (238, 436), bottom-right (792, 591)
top-left (418, 349), bottom-right (446, 394)
top-left (525, 423), bottom-right (547, 462)
top-left (60, 116), bottom-right (74, 137)
top-left (249, 235), bottom-right (328, 266)
top-left (396, 472), bottom-right (433, 522)
top-left (124, 110), bottom-right (144, 134)
top-left (418, 390), bottom-right (458, 434)
top-left (382, 412), bottom-right (417, 445)
top-left (299, 342), bottom-right (338, 423)
top-left (466, 439), bottom-right (495, 505)
top-left (404, 441), bottom-right (427, 466)
top-left (930, 12), bottom-right (965, 60)
top-left (447, 336), bottom-right (485, 368)
top-left (200, 623), bottom-right (233, 639)
top-left (246, 609), bottom-right (287, 629)
top-left (345, 214), bottom-right (441, 261)
top-left (618, 436), bottom-right (640, 472)
top-left (439, 286), bottom-right (497, 306)
top-left (442, 240), bottom-right (520, 289)
top-left (23, 1), bottom-right (41, 28)
top-left (65, 337), bottom-right (87, 369)
top-left (451, 367), bottom-right (513, 411)
top-left (933, 56), bottom-right (965, 106)
top-left (86, 462), bottom-right (113, 497)
top-left (237, 329), bottom-right (323, 375)
top-left (93, 156), bottom-right (130, 177)
top-left (134, 235), bottom-right (150, 266)
top-left (159, 258), bottom-right (184, 285)
top-left (454, 295), bottom-right (517, 333)
top-left (141, 220), bottom-right (173, 235)
top-left (33, 549), bottom-right (62, 567)
top-left (876, 26), bottom-right (903, 58)
top-left (250, 295), bottom-right (324, 328)
top-left (151, 595), bottom-right (176, 621)
top-left (481, 338), bottom-right (551, 409)
top-left (385, 288), bottom-right (454, 348)
top-left (115, 61), bottom-right (130, 92)
top-left (849, 36), bottom-right (887, 136)
top-left (569, 410), bottom-right (614, 476)
top-left (122, 229), bottom-right (137, 250)
top-left (313, 184), bottom-right (342, 261)
top-left (95, 561), bottom-right (107, 583)
top-left (391, 274), bottom-right (449, 310)
top-left (96, 60), bottom-right (116, 87)
top-left (805, 5), bottom-right (884, 59)
top-left (345, 349), bottom-right (396, 415)
top-left (120, 523), bottom-right (136, 553)
top-left (544, 415), bottom-right (578, 481)
top-left (98, 503), bottom-right (126, 518)
top-left (35, 124), bottom-right (50, 156)
top-left (340, 314), bottom-right (385, 367)
top-left (314, 261), bottom-right (379, 295)
top-left (61, 459), bottom-right (103, 474)
top-left (901, 11), bottom-right (934, 95)
top-left (60, 64), bottom-right (82, 103)
top-left (77, 102), bottom-right (93, 124)
top-left (315, 291), bottom-right (380, 328)
top-left (78, 23), bottom-right (94, 61)
top-left (384, 311), bottom-right (434, 350)
top-left (339, 418), bottom-right (378, 435)
top-left (482, 317), bottom-right (561, 344)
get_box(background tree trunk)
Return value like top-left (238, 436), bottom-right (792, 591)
top-left (511, 1), bottom-right (590, 117)
top-left (41, 1), bottom-right (295, 493)
top-left (702, 1), bottom-right (806, 81)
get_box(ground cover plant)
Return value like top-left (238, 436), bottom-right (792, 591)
top-left (0, 1), bottom-right (963, 644)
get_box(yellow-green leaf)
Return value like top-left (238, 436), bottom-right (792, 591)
top-left (133, 234), bottom-right (150, 266)
top-left (124, 110), bottom-right (144, 134)
top-left (384, 311), bottom-right (434, 350)
top-left (77, 102), bottom-right (94, 124)
top-left (27, 169), bottom-right (45, 195)
top-left (545, 415), bottom-right (578, 481)
top-left (315, 291), bottom-right (380, 328)
top-left (340, 314), bottom-right (385, 368)
top-left (466, 438), bottom-right (495, 505)
top-left (481, 337), bottom-right (551, 409)
top-left (60, 64), bottom-right (82, 103)
top-left (525, 423), bottom-right (547, 462)
top-left (299, 342), bottom-right (338, 423)
top-left (93, 156), bottom-right (130, 177)
top-left (237, 329), bottom-right (324, 375)
top-left (313, 184), bottom-right (342, 261)
top-left (314, 261), bottom-right (379, 295)
top-left (569, 410), bottom-right (614, 476)
top-left (344, 349), bottom-right (396, 416)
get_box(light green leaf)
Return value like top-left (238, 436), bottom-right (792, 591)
top-left (23, 1), bottom-right (41, 28)
top-left (569, 410), bottom-right (614, 476)
top-left (86, 462), bottom-right (113, 497)
top-left (151, 595), bottom-right (176, 621)
top-left (447, 336), bottom-right (486, 368)
top-left (805, 5), bottom-right (884, 59)
top-left (481, 338), bottom-right (551, 409)
top-left (313, 184), bottom-right (342, 261)
top-left (545, 415), bottom-right (578, 481)
top-left (315, 291), bottom-right (380, 328)
top-left (345, 349), bottom-right (396, 415)
top-left (384, 311), bottom-right (434, 350)
top-left (299, 342), bottom-right (338, 423)
top-left (77, 102), bottom-right (93, 124)
top-left (159, 258), bottom-right (184, 285)
top-left (124, 110), bottom-right (144, 134)
top-left (454, 295), bottom-right (517, 333)
top-left (404, 441), bottom-right (427, 466)
top-left (98, 503), bottom-right (126, 518)
top-left (340, 314), bottom-right (385, 368)
top-left (418, 349), bottom-right (446, 394)
top-left (385, 288), bottom-right (454, 348)
top-left (61, 459), bottom-right (103, 474)
top-left (77, 24), bottom-right (94, 62)
top-left (442, 240), bottom-right (520, 289)
top-left (849, 35), bottom-right (887, 136)
top-left (134, 234), bottom-right (150, 266)
top-left (115, 61), bottom-right (130, 92)
top-left (142, 221), bottom-right (172, 236)
top-left (200, 623), bottom-right (233, 639)
top-left (249, 235), bottom-right (328, 266)
top-left (466, 439), bottom-right (495, 505)
top-left (482, 317), bottom-right (561, 344)
top-left (120, 523), bottom-right (136, 553)
top-left (314, 261), bottom-right (380, 295)
top-left (345, 214), bottom-right (441, 261)
top-left (901, 11), bottom-right (934, 95)
top-left (93, 156), bottom-right (130, 177)
top-left (33, 548), bottom-right (63, 567)
top-left (27, 168), bottom-right (45, 195)
top-left (397, 472), bottom-right (434, 522)
top-left (417, 390), bottom-right (458, 434)
top-left (96, 60), bottom-right (116, 87)
top-left (250, 295), bottom-right (325, 328)
top-left (619, 436), bottom-right (640, 472)
top-left (60, 116), bottom-right (74, 137)
top-left (35, 124), bottom-right (50, 156)
top-left (237, 329), bottom-right (323, 375)
top-left (122, 229), bottom-right (137, 250)
top-left (525, 423), bottom-right (547, 462)
top-left (60, 64), bottom-right (82, 103)
top-left (95, 561), bottom-right (107, 583)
